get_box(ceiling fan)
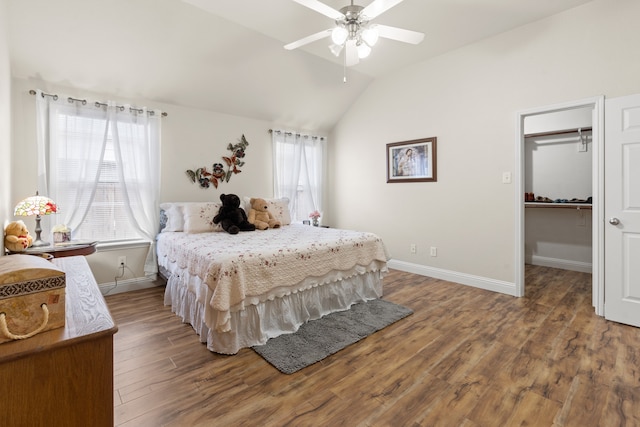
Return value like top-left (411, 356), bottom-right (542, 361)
top-left (284, 0), bottom-right (424, 67)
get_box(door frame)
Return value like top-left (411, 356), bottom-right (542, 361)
top-left (515, 96), bottom-right (605, 315)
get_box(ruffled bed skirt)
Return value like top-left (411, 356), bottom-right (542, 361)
top-left (164, 266), bottom-right (385, 354)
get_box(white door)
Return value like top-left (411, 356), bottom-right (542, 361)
top-left (604, 94), bottom-right (640, 326)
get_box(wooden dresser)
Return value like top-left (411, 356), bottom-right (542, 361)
top-left (0, 256), bottom-right (117, 427)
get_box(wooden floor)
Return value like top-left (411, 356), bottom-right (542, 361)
top-left (105, 265), bottom-right (640, 426)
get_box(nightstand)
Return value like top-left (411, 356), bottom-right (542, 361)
top-left (8, 241), bottom-right (98, 258)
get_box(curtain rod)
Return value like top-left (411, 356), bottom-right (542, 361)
top-left (29, 89), bottom-right (168, 117)
top-left (268, 129), bottom-right (325, 141)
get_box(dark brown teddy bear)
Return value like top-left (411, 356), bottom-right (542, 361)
top-left (213, 193), bottom-right (256, 234)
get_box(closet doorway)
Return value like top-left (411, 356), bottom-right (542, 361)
top-left (515, 96), bottom-right (604, 315)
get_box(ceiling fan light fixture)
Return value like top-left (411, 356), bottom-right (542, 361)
top-left (356, 41), bottom-right (371, 59)
top-left (285, 0), bottom-right (425, 72)
top-left (331, 26), bottom-right (348, 45)
top-left (329, 43), bottom-right (344, 57)
top-left (361, 26), bottom-right (379, 46)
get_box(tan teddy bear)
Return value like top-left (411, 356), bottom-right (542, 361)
top-left (4, 220), bottom-right (34, 252)
top-left (247, 198), bottom-right (281, 230)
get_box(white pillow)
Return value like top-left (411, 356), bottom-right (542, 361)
top-left (183, 203), bottom-right (222, 233)
top-left (161, 204), bottom-right (185, 232)
top-left (243, 197), bottom-right (291, 225)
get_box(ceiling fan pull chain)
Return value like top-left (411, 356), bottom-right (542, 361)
top-left (343, 45), bottom-right (347, 83)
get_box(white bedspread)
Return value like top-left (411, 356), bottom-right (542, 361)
top-left (157, 224), bottom-right (389, 332)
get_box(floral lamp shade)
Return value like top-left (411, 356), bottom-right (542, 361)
top-left (14, 195), bottom-right (57, 216)
top-left (14, 192), bottom-right (58, 247)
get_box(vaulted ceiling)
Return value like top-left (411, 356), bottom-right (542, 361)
top-left (6, 0), bottom-right (592, 132)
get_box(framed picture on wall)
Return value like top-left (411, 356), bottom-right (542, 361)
top-left (386, 137), bottom-right (437, 183)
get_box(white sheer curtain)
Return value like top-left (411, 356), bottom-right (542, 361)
top-left (36, 91), bottom-right (161, 276)
top-left (110, 102), bottom-right (161, 275)
top-left (272, 130), bottom-right (326, 223)
top-left (36, 91), bottom-right (109, 244)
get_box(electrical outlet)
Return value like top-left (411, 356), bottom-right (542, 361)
top-left (410, 244), bottom-right (417, 254)
top-left (117, 256), bottom-right (126, 267)
top-left (430, 247), bottom-right (437, 257)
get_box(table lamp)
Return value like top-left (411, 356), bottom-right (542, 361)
top-left (14, 192), bottom-right (58, 247)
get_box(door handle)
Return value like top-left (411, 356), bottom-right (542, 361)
top-left (609, 217), bottom-right (620, 225)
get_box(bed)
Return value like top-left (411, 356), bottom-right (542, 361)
top-left (157, 201), bottom-right (389, 354)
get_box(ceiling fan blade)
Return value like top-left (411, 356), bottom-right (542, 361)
top-left (361, 0), bottom-right (405, 20)
top-left (292, 0), bottom-right (345, 20)
top-left (345, 40), bottom-right (359, 66)
top-left (375, 24), bottom-right (425, 44)
top-left (284, 29), bottom-right (332, 50)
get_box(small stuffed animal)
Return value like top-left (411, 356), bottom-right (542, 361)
top-left (247, 197), bottom-right (281, 230)
top-left (4, 220), bottom-right (34, 252)
top-left (213, 193), bottom-right (256, 235)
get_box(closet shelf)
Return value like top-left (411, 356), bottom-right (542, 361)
top-left (525, 202), bottom-right (592, 210)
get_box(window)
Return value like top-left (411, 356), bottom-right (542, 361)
top-left (272, 131), bottom-right (326, 222)
top-left (53, 113), bottom-right (147, 242)
top-left (36, 92), bottom-right (161, 265)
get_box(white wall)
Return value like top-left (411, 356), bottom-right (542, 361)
top-left (11, 77), bottom-right (276, 285)
top-left (330, 0), bottom-right (640, 291)
top-left (525, 107), bottom-right (592, 135)
top-left (525, 208), bottom-right (592, 271)
top-left (0, 0), bottom-right (11, 250)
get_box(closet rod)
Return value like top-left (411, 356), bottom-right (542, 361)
top-left (28, 89), bottom-right (168, 117)
top-left (524, 126), bottom-right (591, 139)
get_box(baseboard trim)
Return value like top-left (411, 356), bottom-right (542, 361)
top-left (387, 260), bottom-right (518, 296)
top-left (98, 259), bottom-right (587, 298)
top-left (526, 255), bottom-right (592, 273)
top-left (99, 276), bottom-right (160, 295)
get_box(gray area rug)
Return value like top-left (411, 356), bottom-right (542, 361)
top-left (252, 299), bottom-right (413, 374)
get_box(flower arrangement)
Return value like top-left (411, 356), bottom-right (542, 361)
top-left (309, 210), bottom-right (321, 226)
top-left (52, 224), bottom-right (69, 233)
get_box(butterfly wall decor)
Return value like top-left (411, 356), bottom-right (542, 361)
top-left (186, 134), bottom-right (250, 189)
